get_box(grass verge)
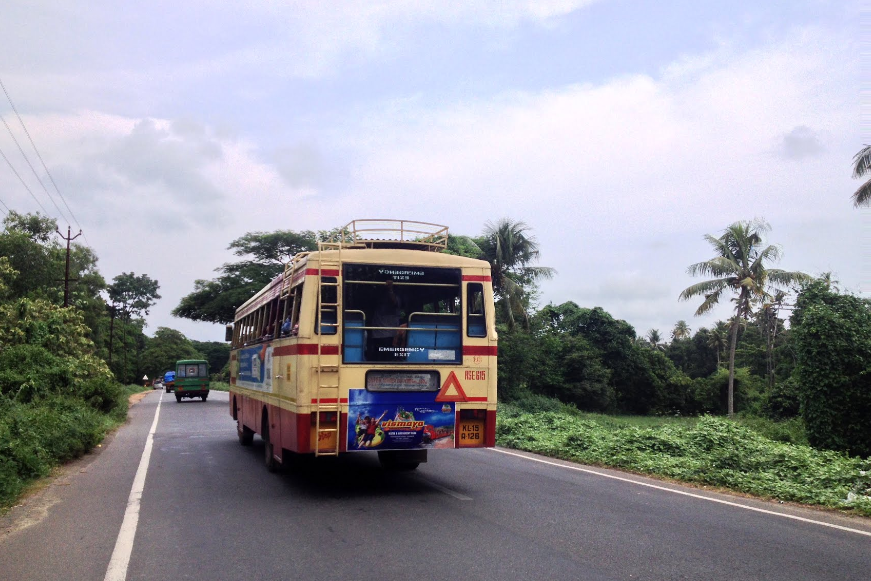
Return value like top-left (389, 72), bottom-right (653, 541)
top-left (497, 401), bottom-right (871, 516)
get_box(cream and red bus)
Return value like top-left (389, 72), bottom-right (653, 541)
top-left (227, 220), bottom-right (497, 471)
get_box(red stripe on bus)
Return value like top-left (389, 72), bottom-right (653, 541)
top-left (462, 275), bottom-right (492, 282)
top-left (305, 268), bottom-right (340, 277)
top-left (463, 346), bottom-right (497, 356)
top-left (273, 344), bottom-right (340, 356)
top-left (310, 398), bottom-right (348, 404)
top-left (466, 397), bottom-right (488, 402)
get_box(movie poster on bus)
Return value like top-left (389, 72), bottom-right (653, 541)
top-left (348, 390), bottom-right (455, 451)
top-left (236, 344), bottom-right (273, 392)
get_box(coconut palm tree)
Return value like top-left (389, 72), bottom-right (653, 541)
top-left (679, 219), bottom-right (810, 417)
top-left (705, 321), bottom-right (729, 369)
top-left (646, 328), bottom-right (665, 351)
top-left (477, 218), bottom-right (555, 327)
top-left (851, 145), bottom-right (871, 207)
top-left (671, 320), bottom-right (691, 341)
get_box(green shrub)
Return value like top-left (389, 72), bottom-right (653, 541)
top-left (496, 408), bottom-right (871, 516)
top-left (792, 281), bottom-right (871, 457)
top-left (0, 344), bottom-right (72, 401)
top-left (0, 391), bottom-right (127, 509)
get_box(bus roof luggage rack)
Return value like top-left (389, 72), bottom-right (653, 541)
top-left (332, 219), bottom-right (449, 252)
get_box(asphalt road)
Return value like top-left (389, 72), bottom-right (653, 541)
top-left (1, 390), bottom-right (869, 581)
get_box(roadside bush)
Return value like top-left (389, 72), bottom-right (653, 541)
top-left (0, 344), bottom-right (71, 401)
top-left (792, 281), bottom-right (871, 457)
top-left (0, 386), bottom-right (131, 509)
top-left (497, 408), bottom-right (871, 515)
top-left (72, 377), bottom-right (124, 413)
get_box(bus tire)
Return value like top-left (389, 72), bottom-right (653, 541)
top-left (237, 422), bottom-right (254, 446)
top-left (175, 394), bottom-right (182, 403)
top-left (263, 425), bottom-right (279, 473)
top-left (201, 395), bottom-right (207, 402)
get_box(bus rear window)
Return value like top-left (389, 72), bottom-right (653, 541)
top-left (343, 265), bottom-right (461, 364)
top-left (178, 363), bottom-right (207, 377)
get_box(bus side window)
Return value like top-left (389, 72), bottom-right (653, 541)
top-left (316, 276), bottom-right (338, 335)
top-left (467, 282), bottom-right (486, 337)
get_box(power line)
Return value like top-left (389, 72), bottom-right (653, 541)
top-left (0, 76), bottom-right (89, 246)
top-left (0, 114), bottom-right (70, 225)
top-left (0, 144), bottom-right (50, 215)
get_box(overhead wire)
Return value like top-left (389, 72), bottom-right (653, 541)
top-left (0, 144), bottom-right (50, 215)
top-left (0, 76), bottom-right (90, 247)
top-left (0, 114), bottom-right (70, 225)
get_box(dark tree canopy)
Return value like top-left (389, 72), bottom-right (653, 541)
top-left (108, 272), bottom-right (161, 318)
top-left (173, 230), bottom-right (319, 324)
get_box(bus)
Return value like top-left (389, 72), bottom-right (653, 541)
top-left (174, 359), bottom-right (210, 402)
top-left (227, 219), bottom-right (497, 471)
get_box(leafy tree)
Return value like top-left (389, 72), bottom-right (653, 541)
top-left (190, 339), bottom-right (231, 379)
top-left (475, 219), bottom-right (554, 327)
top-left (851, 144), bottom-right (871, 207)
top-left (107, 272), bottom-right (161, 319)
top-left (174, 230), bottom-right (318, 324)
top-left (444, 235), bottom-right (483, 259)
top-left (0, 212), bottom-right (63, 302)
top-left (0, 266), bottom-right (112, 402)
top-left (679, 219), bottom-right (810, 417)
top-left (791, 280), bottom-right (871, 456)
top-left (140, 328), bottom-right (203, 380)
top-left (107, 273), bottom-right (160, 382)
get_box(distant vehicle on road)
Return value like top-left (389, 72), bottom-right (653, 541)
top-left (152, 378), bottom-right (164, 390)
top-left (163, 370), bottom-right (176, 393)
top-left (174, 360), bottom-right (210, 403)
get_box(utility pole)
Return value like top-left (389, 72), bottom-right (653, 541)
top-left (55, 226), bottom-right (82, 307)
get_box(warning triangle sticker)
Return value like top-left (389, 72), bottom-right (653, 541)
top-left (435, 371), bottom-right (467, 402)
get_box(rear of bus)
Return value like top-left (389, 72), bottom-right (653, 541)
top-left (174, 359), bottom-right (210, 402)
top-left (229, 220), bottom-right (497, 470)
top-left (334, 253), bottom-right (497, 467)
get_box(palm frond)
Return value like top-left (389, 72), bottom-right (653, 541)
top-left (852, 145), bottom-right (871, 178)
top-left (679, 278), bottom-right (727, 302)
top-left (852, 178), bottom-right (871, 207)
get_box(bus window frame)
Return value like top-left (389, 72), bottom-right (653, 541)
top-left (466, 282), bottom-right (487, 338)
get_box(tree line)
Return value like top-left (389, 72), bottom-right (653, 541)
top-left (1, 206), bottom-right (867, 460)
top-left (0, 211), bottom-right (228, 390)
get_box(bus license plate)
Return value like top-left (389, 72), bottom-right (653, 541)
top-left (458, 420), bottom-right (484, 448)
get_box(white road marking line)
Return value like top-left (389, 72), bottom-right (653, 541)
top-left (104, 391), bottom-right (163, 581)
top-left (490, 447), bottom-right (871, 538)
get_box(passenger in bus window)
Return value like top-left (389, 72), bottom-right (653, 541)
top-left (280, 317), bottom-right (291, 336)
top-left (368, 280), bottom-right (403, 361)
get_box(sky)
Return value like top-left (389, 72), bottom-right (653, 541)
top-left (0, 0), bottom-right (866, 342)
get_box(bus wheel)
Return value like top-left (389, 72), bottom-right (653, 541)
top-left (201, 395), bottom-right (207, 402)
top-left (237, 422), bottom-right (254, 446)
top-left (175, 394), bottom-right (182, 403)
top-left (263, 426), bottom-right (279, 473)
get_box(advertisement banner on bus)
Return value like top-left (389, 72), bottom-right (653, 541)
top-left (348, 390), bottom-right (455, 451)
top-left (236, 344), bottom-right (273, 392)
